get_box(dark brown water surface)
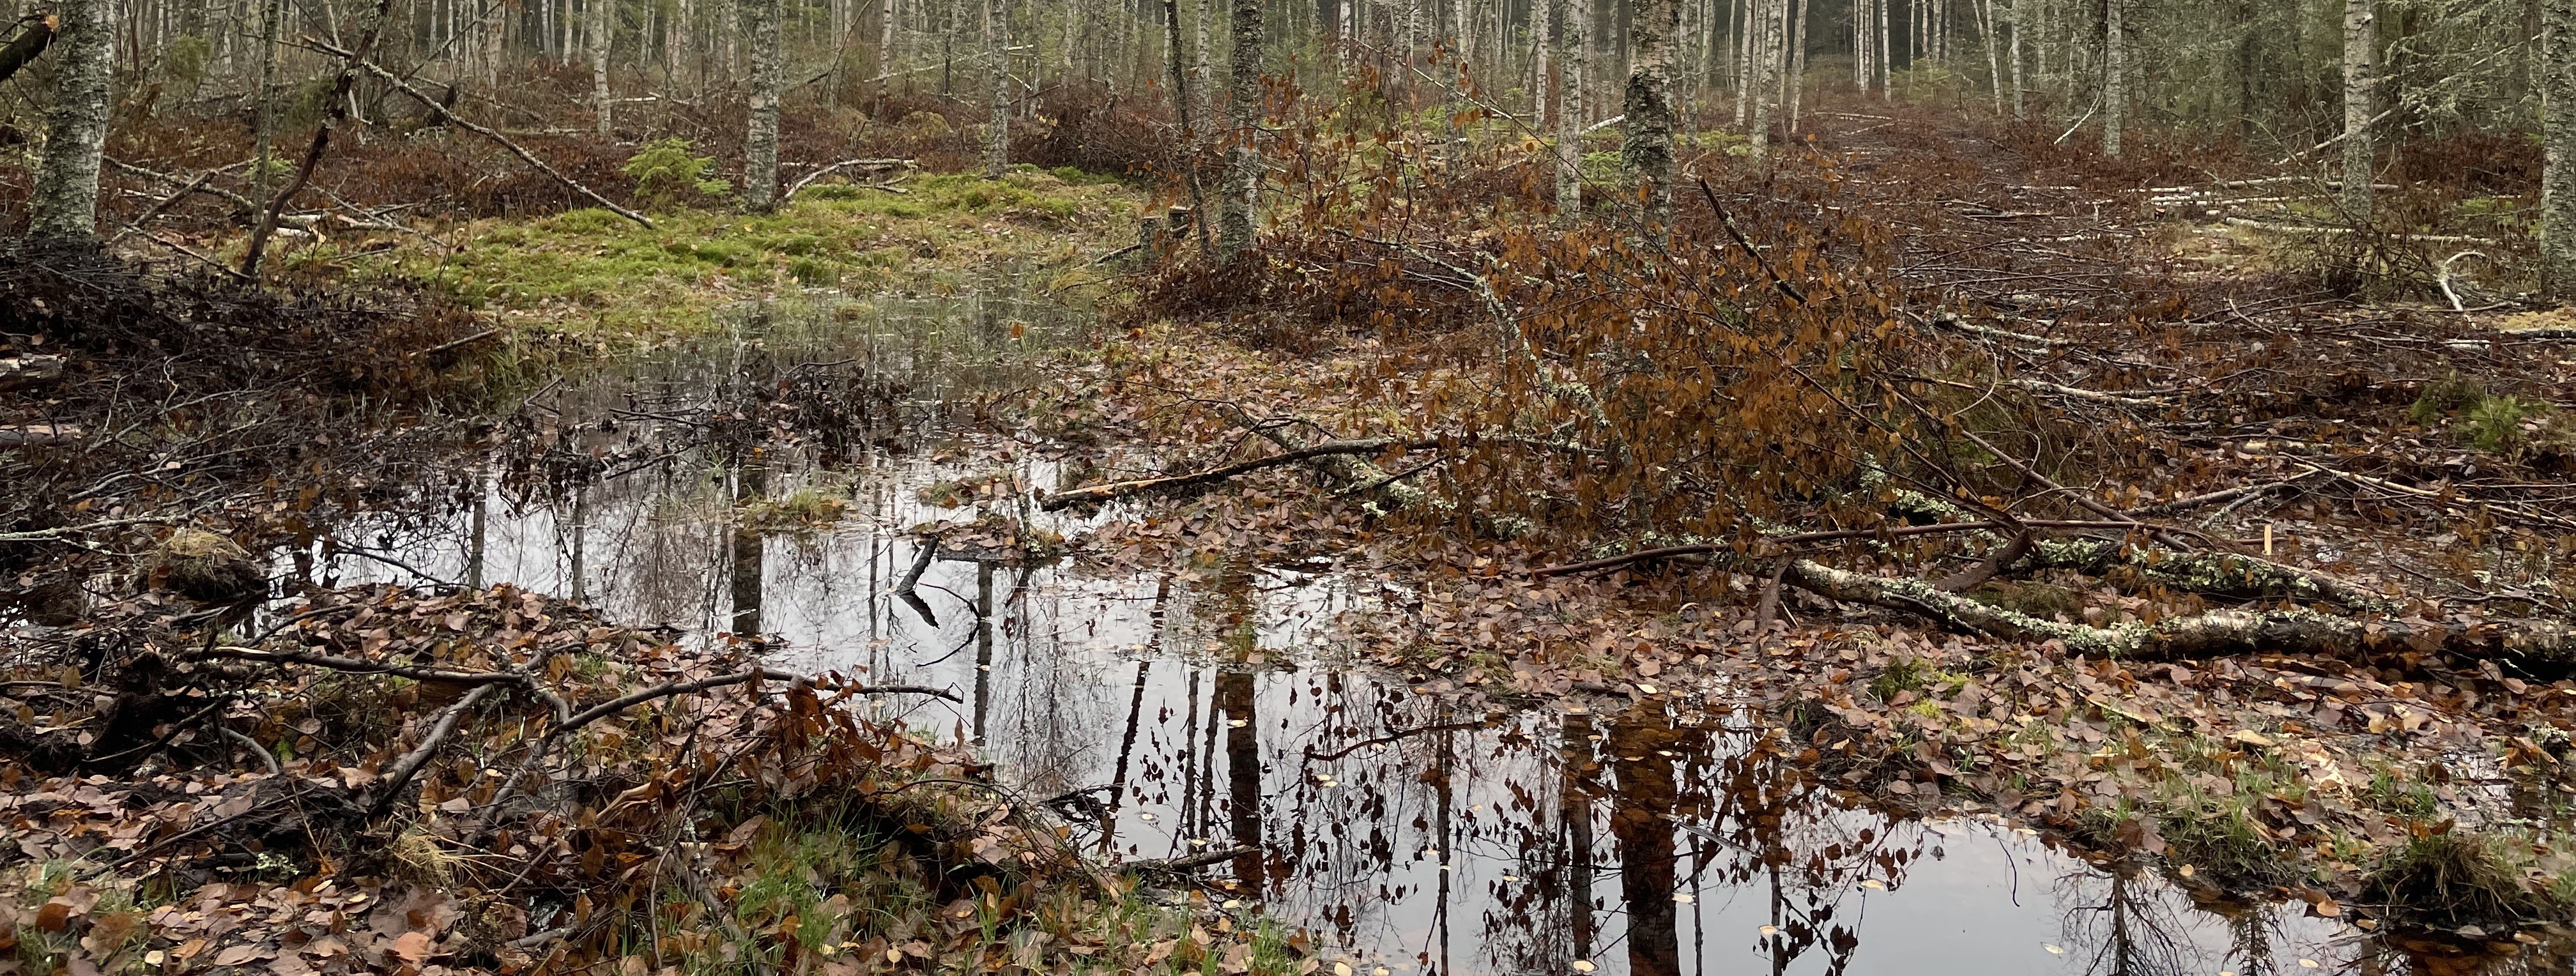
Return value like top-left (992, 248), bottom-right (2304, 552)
top-left (322, 285), bottom-right (2566, 976)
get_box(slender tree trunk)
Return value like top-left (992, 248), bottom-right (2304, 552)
top-left (877, 0), bottom-right (894, 109)
top-left (1164, 0), bottom-right (1212, 252)
top-left (1747, 0), bottom-right (1776, 159)
top-left (2541, 0), bottom-right (2574, 298)
top-left (1876, 0), bottom-right (1889, 99)
top-left (1731, 0), bottom-right (1752, 123)
top-left (592, 0), bottom-right (613, 135)
top-left (1557, 0), bottom-right (1585, 220)
top-left (1624, 0), bottom-right (1677, 238)
top-left (1218, 0), bottom-right (1263, 252)
top-left (251, 0), bottom-right (284, 203)
top-left (1977, 0), bottom-right (2000, 111)
top-left (741, 0), bottom-right (783, 210)
top-left (28, 0), bottom-right (116, 239)
top-left (1782, 0), bottom-right (1805, 130)
top-left (2340, 0), bottom-right (2374, 222)
top-left (2007, 0), bottom-right (2023, 117)
top-left (2101, 0), bottom-right (2123, 156)
top-left (985, 0), bottom-right (1008, 177)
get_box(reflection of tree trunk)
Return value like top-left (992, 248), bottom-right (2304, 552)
top-left (972, 561), bottom-right (994, 744)
top-left (569, 486), bottom-right (594, 605)
top-left (1218, 669), bottom-right (1263, 889)
top-left (1432, 715), bottom-right (1455, 973)
top-left (1610, 711), bottom-right (1682, 976)
top-left (465, 475), bottom-right (487, 590)
top-left (1561, 713), bottom-right (1597, 965)
top-left (728, 466), bottom-right (763, 634)
top-left (1102, 658), bottom-right (1151, 850)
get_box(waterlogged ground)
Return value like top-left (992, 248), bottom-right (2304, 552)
top-left (303, 277), bottom-right (2571, 976)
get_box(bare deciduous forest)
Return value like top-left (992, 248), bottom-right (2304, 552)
top-left (3, 0), bottom-right (2576, 971)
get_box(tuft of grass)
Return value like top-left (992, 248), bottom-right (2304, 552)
top-left (2362, 830), bottom-right (2557, 929)
top-left (1869, 657), bottom-right (1926, 703)
top-left (740, 487), bottom-right (851, 530)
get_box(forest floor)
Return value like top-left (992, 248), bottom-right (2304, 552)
top-left (8, 99), bottom-right (2576, 975)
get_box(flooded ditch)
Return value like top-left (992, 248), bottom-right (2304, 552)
top-left (296, 277), bottom-right (2567, 976)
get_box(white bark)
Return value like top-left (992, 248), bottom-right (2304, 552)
top-left (2544, 0), bottom-right (2575, 298)
top-left (1623, 0), bottom-right (1676, 235)
top-left (1557, 0), bottom-right (1585, 220)
top-left (2341, 0), bottom-right (2375, 224)
top-left (29, 0), bottom-right (117, 238)
top-left (592, 0), bottom-right (613, 136)
top-left (985, 0), bottom-right (1007, 178)
top-left (740, 0), bottom-right (783, 210)
top-left (2101, 0), bottom-right (2124, 156)
top-left (1218, 0), bottom-right (1262, 252)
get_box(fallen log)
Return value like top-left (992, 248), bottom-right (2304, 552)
top-left (0, 423), bottom-right (82, 446)
top-left (1782, 560), bottom-right (2576, 669)
top-left (1041, 438), bottom-right (1441, 510)
top-left (0, 355), bottom-right (65, 391)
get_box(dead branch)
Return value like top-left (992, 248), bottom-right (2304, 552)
top-left (1120, 846), bottom-right (1260, 874)
top-left (0, 423), bottom-right (83, 446)
top-left (554, 668), bottom-right (959, 735)
top-left (323, 47), bottom-right (654, 229)
top-left (781, 158), bottom-right (916, 202)
top-left (0, 13), bottom-right (53, 84)
top-left (1782, 559), bottom-right (2576, 669)
top-left (368, 683), bottom-right (499, 815)
top-left (1529, 519), bottom-right (2148, 577)
top-left (0, 355), bottom-right (65, 392)
top-left (199, 645), bottom-right (542, 685)
top-left (1043, 438), bottom-right (1441, 510)
top-left (1935, 532), bottom-right (2030, 593)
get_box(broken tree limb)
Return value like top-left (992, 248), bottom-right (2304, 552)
top-left (1042, 438), bottom-right (1442, 510)
top-left (0, 424), bottom-right (84, 446)
top-left (0, 355), bottom-right (66, 391)
top-left (1120, 846), bottom-right (1261, 874)
top-left (1782, 558), bottom-right (2576, 669)
top-left (367, 682), bottom-right (498, 815)
top-left (2014, 539), bottom-right (2399, 613)
top-left (0, 15), bottom-right (52, 84)
top-left (1528, 519), bottom-right (2149, 577)
top-left (780, 157), bottom-right (915, 202)
top-left (326, 49), bottom-right (654, 228)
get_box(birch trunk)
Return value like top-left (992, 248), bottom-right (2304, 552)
top-left (1747, 0), bottom-right (1775, 160)
top-left (1876, 0), bottom-right (1888, 99)
top-left (1623, 0), bottom-right (1677, 238)
top-left (1782, 0), bottom-right (1804, 130)
top-left (28, 0), bottom-right (115, 238)
top-left (878, 0), bottom-right (894, 108)
top-left (2007, 0), bottom-right (2022, 118)
top-left (2340, 0), bottom-right (2374, 223)
top-left (2101, 0), bottom-right (2124, 156)
top-left (592, 0), bottom-right (613, 136)
top-left (2542, 0), bottom-right (2574, 298)
top-left (1977, 0), bottom-right (2000, 112)
top-left (740, 0), bottom-right (783, 210)
top-left (985, 0), bottom-right (1008, 178)
top-left (1218, 0), bottom-right (1263, 253)
top-left (1557, 0), bottom-right (1585, 220)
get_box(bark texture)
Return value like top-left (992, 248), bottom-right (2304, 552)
top-left (28, 0), bottom-right (116, 240)
top-left (983, 0), bottom-right (1008, 179)
top-left (2542, 0), bottom-right (2575, 299)
top-left (1218, 0), bottom-right (1264, 253)
top-left (592, 0), bottom-right (613, 137)
top-left (1747, 0), bottom-right (1779, 161)
top-left (1556, 0), bottom-right (1586, 220)
top-left (2341, 0), bottom-right (2375, 224)
top-left (1618, 0), bottom-right (1679, 236)
top-left (740, 0), bottom-right (785, 211)
top-left (2101, 0), bottom-right (2124, 156)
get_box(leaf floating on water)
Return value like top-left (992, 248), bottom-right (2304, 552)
top-left (2299, 960), bottom-right (2320, 969)
top-left (1673, 893), bottom-right (1694, 903)
top-left (1572, 961), bottom-right (1597, 973)
top-left (1759, 925), bottom-right (1778, 936)
top-left (2043, 945), bottom-right (2064, 955)
top-left (1333, 963), bottom-right (1354, 976)
top-left (1859, 878), bottom-right (1885, 890)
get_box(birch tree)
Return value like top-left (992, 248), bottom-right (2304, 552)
top-left (1556, 0), bottom-right (1586, 221)
top-left (27, 0), bottom-right (116, 239)
top-left (2341, 0), bottom-right (2375, 223)
top-left (592, 0), bottom-right (613, 136)
top-left (741, 0), bottom-right (784, 211)
top-left (1218, 0), bottom-right (1264, 253)
top-left (1622, 0), bottom-right (1678, 236)
top-left (2101, 0), bottom-right (2124, 157)
top-left (984, 0), bottom-right (1008, 178)
top-left (2545, 0), bottom-right (2575, 298)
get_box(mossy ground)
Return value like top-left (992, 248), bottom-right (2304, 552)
top-left (301, 167), bottom-right (1142, 340)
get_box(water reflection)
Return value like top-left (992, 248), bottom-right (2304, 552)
top-left (315, 280), bottom-right (2570, 976)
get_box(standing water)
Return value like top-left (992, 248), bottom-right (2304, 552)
top-left (314, 277), bottom-right (2560, 976)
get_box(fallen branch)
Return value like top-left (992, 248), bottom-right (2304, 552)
top-left (1042, 438), bottom-right (1441, 510)
top-left (367, 683), bottom-right (499, 815)
top-left (1120, 846), bottom-right (1260, 874)
top-left (780, 157), bottom-right (915, 202)
top-left (1529, 519), bottom-right (2152, 577)
top-left (326, 48), bottom-right (654, 228)
top-left (0, 423), bottom-right (83, 446)
top-left (1784, 559), bottom-right (2576, 669)
top-left (0, 355), bottom-right (65, 391)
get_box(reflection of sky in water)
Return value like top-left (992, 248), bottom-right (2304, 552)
top-left (313, 287), bottom-right (2548, 976)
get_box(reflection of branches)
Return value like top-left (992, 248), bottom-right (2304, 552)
top-left (2055, 866), bottom-right (2196, 976)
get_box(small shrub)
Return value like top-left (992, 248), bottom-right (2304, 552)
top-left (624, 137), bottom-right (732, 212)
top-left (2363, 830), bottom-right (2555, 929)
top-left (2408, 371), bottom-right (2487, 425)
